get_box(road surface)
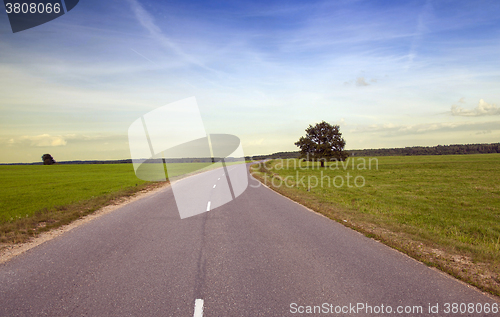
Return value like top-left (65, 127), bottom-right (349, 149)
top-left (0, 164), bottom-right (498, 316)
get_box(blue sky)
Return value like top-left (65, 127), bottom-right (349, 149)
top-left (1, 0), bottom-right (500, 162)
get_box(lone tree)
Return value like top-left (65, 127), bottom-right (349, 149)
top-left (295, 121), bottom-right (348, 167)
top-left (42, 154), bottom-right (56, 165)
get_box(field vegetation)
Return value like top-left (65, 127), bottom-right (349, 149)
top-left (0, 164), bottom-right (154, 246)
top-left (251, 154), bottom-right (500, 296)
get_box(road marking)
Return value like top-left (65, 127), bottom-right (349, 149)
top-left (213, 184), bottom-right (216, 188)
top-left (206, 201), bottom-right (211, 211)
top-left (193, 299), bottom-right (204, 317)
top-left (218, 177), bottom-right (220, 180)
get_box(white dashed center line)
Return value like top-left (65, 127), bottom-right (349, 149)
top-left (193, 299), bottom-right (204, 317)
top-left (213, 184), bottom-right (216, 188)
top-left (206, 201), bottom-right (211, 211)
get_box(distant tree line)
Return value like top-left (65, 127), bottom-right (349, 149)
top-left (252, 151), bottom-right (300, 160)
top-left (251, 143), bottom-right (500, 160)
top-left (2, 144), bottom-right (498, 166)
top-left (2, 157), bottom-right (248, 166)
top-left (349, 143), bottom-right (500, 157)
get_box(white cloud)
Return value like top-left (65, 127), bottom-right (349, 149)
top-left (247, 138), bottom-right (264, 146)
top-left (476, 130), bottom-right (492, 135)
top-left (350, 120), bottom-right (500, 136)
top-left (451, 99), bottom-right (500, 117)
top-left (13, 134), bottom-right (68, 147)
top-left (4, 134), bottom-right (126, 148)
top-left (356, 77), bottom-right (369, 86)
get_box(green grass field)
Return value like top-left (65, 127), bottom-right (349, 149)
top-left (252, 154), bottom-right (500, 295)
top-left (0, 161), bottom-right (245, 224)
top-left (0, 164), bottom-right (150, 223)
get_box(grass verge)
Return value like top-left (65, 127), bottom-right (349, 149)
top-left (251, 155), bottom-right (500, 298)
top-left (0, 182), bottom-right (166, 247)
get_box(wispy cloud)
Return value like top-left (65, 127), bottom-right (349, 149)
top-left (7, 134), bottom-right (68, 147)
top-left (344, 76), bottom-right (377, 87)
top-left (130, 49), bottom-right (159, 66)
top-left (406, 0), bottom-right (433, 69)
top-left (350, 120), bottom-right (500, 136)
top-left (356, 77), bottom-right (370, 87)
top-left (451, 99), bottom-right (500, 117)
top-left (4, 134), bottom-right (126, 148)
top-left (126, 0), bottom-right (215, 73)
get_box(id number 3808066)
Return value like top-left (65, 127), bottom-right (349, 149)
top-left (5, 2), bottom-right (61, 14)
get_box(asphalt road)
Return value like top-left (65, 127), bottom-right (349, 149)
top-left (0, 164), bottom-right (498, 316)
